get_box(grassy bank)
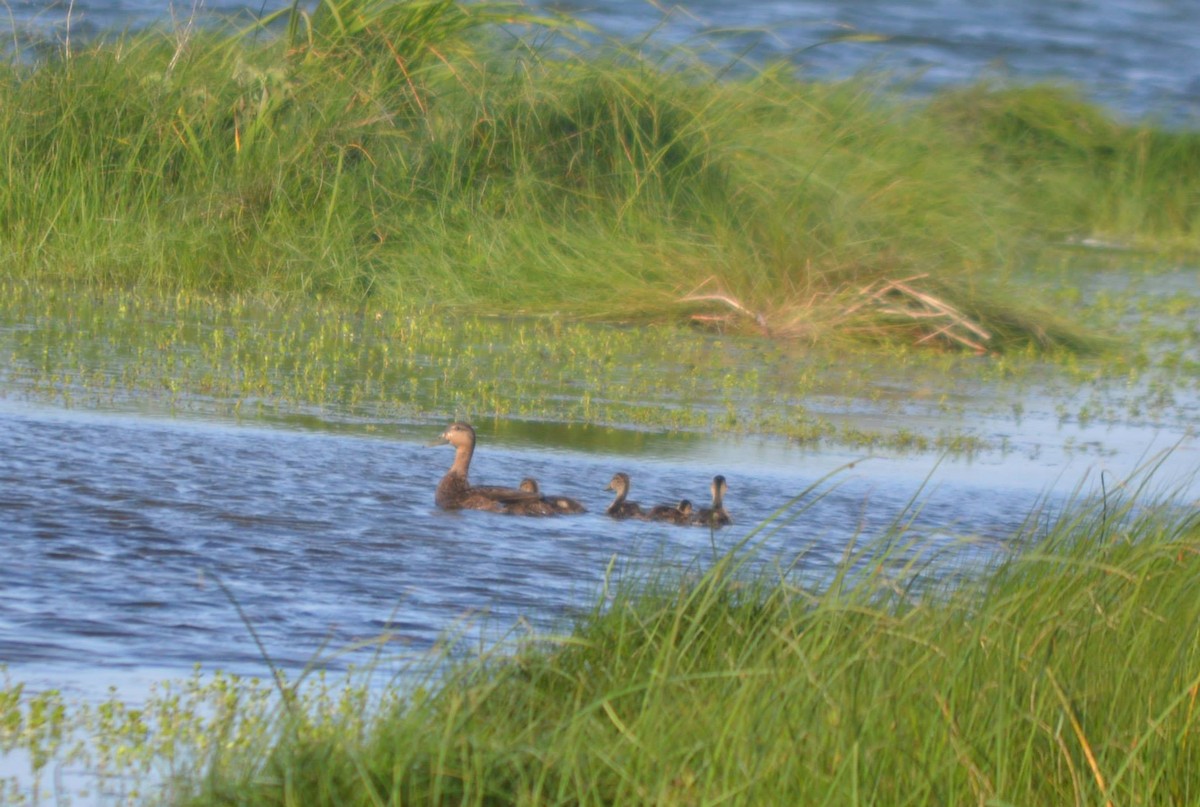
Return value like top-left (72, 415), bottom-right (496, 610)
top-left (3, 476), bottom-right (1198, 805)
top-left (3, 0), bottom-right (1198, 351)
top-left (180, 490), bottom-right (1200, 806)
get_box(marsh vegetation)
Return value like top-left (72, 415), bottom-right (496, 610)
top-left (2, 1), bottom-right (1200, 804)
top-left (2, 0), bottom-right (1198, 350)
top-left (3, 475), bottom-right (1198, 805)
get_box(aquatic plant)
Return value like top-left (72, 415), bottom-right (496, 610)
top-left (175, 473), bottom-right (1200, 806)
top-left (2, 467), bottom-right (1198, 805)
top-left (2, 272), bottom-right (1197, 453)
top-left (1, 2), bottom-right (1196, 350)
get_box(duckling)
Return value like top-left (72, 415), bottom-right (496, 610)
top-left (604, 472), bottom-right (645, 520)
top-left (520, 477), bottom-right (587, 515)
top-left (691, 475), bottom-right (732, 528)
top-left (433, 422), bottom-right (547, 514)
top-left (646, 499), bottom-right (694, 525)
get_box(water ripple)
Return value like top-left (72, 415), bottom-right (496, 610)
top-left (0, 401), bottom-right (1192, 692)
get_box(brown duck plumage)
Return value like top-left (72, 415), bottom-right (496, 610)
top-left (434, 422), bottom-right (547, 513)
top-left (520, 478), bottom-right (587, 515)
top-left (646, 499), bottom-right (694, 525)
top-left (604, 472), bottom-right (645, 520)
top-left (691, 475), bottom-right (732, 528)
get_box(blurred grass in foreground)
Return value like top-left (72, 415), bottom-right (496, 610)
top-left (3, 465), bottom-right (1198, 805)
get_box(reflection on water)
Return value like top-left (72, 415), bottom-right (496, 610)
top-left (3, 397), bottom-right (1193, 698)
top-left (1, 269), bottom-right (1197, 701)
top-left (0, 376), bottom-right (1195, 805)
top-left (0, 407), bottom-right (971, 679)
top-left (0, 272), bottom-right (1196, 804)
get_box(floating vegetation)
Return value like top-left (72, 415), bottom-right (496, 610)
top-left (1, 278), bottom-right (1197, 455)
top-left (0, 664), bottom-right (386, 806)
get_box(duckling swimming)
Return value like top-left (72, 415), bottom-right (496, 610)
top-left (646, 499), bottom-right (694, 525)
top-left (691, 475), bottom-right (732, 528)
top-left (520, 477), bottom-right (587, 515)
top-left (434, 422), bottom-right (558, 514)
top-left (604, 472), bottom-right (645, 520)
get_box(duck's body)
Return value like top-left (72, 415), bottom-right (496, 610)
top-left (434, 422), bottom-right (553, 514)
top-left (646, 499), bottom-right (694, 525)
top-left (605, 472), bottom-right (645, 520)
top-left (435, 474), bottom-right (536, 513)
top-left (691, 475), bottom-right (732, 528)
top-left (520, 478), bottom-right (587, 515)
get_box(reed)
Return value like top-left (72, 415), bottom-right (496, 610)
top-left (3, 469), bottom-right (1197, 804)
top-left (158, 468), bottom-right (1200, 806)
top-left (15, 275), bottom-right (1193, 451)
top-left (2, 1), bottom-right (1197, 351)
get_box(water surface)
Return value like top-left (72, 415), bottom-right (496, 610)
top-left (4, 0), bottom-right (1198, 122)
top-left (2, 389), bottom-right (1194, 694)
top-left (2, 0), bottom-right (1199, 794)
top-left (1, 286), bottom-right (1197, 802)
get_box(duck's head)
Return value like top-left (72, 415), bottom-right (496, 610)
top-left (712, 475), bottom-right (729, 497)
top-left (519, 477), bottom-right (540, 494)
top-left (678, 499), bottom-right (693, 516)
top-left (606, 472), bottom-right (631, 494)
top-left (437, 421), bottom-right (476, 449)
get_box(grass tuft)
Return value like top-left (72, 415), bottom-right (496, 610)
top-left (2, 2), bottom-right (1198, 350)
top-left (163, 476), bottom-right (1200, 806)
top-left (4, 472), bottom-right (1198, 804)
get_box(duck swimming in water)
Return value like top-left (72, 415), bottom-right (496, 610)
top-left (691, 475), bottom-right (732, 528)
top-left (434, 422), bottom-right (572, 515)
top-left (520, 477), bottom-right (587, 515)
top-left (604, 472), bottom-right (645, 520)
top-left (646, 499), bottom-right (694, 525)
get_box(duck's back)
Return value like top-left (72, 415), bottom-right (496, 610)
top-left (438, 474), bottom-right (538, 512)
top-left (692, 507), bottom-right (732, 528)
top-left (608, 501), bottom-right (644, 520)
top-left (546, 495), bottom-right (587, 514)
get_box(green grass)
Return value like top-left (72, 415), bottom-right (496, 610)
top-left (177, 486), bottom-right (1200, 805)
top-left (4, 275), bottom-right (1195, 452)
top-left (2, 0), bottom-right (1198, 351)
top-left (3, 6), bottom-right (1199, 803)
top-left (6, 471), bottom-right (1196, 805)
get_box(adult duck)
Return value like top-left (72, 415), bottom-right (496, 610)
top-left (646, 499), bottom-right (694, 525)
top-left (520, 477), bottom-right (587, 515)
top-left (691, 475), bottom-right (732, 528)
top-left (604, 472), bottom-right (645, 520)
top-left (434, 422), bottom-right (548, 514)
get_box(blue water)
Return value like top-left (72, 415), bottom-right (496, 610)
top-left (0, 401), bottom-right (1021, 678)
top-left (2, 388), bottom-right (1194, 682)
top-left (4, 0), bottom-right (1199, 123)
top-left (1, 386), bottom-right (1196, 802)
top-left (2, 0), bottom-right (1199, 800)
top-left (1, 2), bottom-right (1194, 699)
